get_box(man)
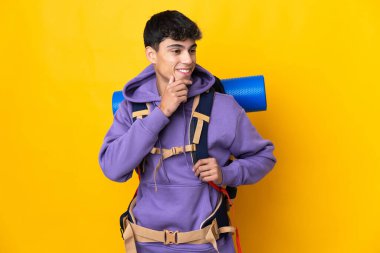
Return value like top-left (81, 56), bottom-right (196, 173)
top-left (99, 10), bottom-right (276, 253)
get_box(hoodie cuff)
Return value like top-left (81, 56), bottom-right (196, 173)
top-left (140, 107), bottom-right (170, 136)
top-left (221, 161), bottom-right (240, 187)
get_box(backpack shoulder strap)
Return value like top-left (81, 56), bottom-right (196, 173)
top-left (189, 75), bottom-right (227, 163)
top-left (212, 76), bottom-right (226, 93)
top-left (189, 78), bottom-right (238, 200)
top-left (190, 88), bottom-right (215, 163)
top-left (131, 103), bottom-right (150, 122)
top-left (130, 102), bottom-right (151, 175)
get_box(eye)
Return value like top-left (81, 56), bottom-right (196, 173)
top-left (172, 49), bottom-right (181, 54)
top-left (190, 49), bottom-right (196, 54)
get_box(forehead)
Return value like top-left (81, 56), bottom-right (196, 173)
top-left (159, 38), bottom-right (196, 49)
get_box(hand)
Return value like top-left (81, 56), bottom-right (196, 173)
top-left (193, 157), bottom-right (223, 185)
top-left (159, 75), bottom-right (192, 117)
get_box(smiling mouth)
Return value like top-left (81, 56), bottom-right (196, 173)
top-left (177, 68), bottom-right (191, 73)
top-left (172, 63), bottom-right (194, 78)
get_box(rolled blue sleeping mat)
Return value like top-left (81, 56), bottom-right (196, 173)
top-left (112, 75), bottom-right (267, 115)
top-left (112, 91), bottom-right (125, 115)
top-left (222, 75), bottom-right (266, 112)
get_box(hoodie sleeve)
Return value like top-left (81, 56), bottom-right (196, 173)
top-left (221, 109), bottom-right (276, 187)
top-left (98, 100), bottom-right (170, 182)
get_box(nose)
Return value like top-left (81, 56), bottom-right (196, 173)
top-left (181, 51), bottom-right (193, 64)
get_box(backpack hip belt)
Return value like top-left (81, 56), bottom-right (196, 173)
top-left (121, 195), bottom-right (236, 253)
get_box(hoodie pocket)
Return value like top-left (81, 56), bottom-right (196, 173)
top-left (133, 182), bottom-right (215, 232)
top-left (132, 182), bottom-right (229, 252)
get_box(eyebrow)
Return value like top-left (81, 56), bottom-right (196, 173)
top-left (167, 43), bottom-right (197, 49)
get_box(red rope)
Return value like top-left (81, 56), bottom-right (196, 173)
top-left (236, 227), bottom-right (242, 253)
top-left (208, 182), bottom-right (233, 206)
top-left (208, 182), bottom-right (243, 253)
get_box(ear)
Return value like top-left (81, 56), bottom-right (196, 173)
top-left (145, 46), bottom-right (157, 64)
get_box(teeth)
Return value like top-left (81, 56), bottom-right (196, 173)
top-left (178, 69), bottom-right (190, 73)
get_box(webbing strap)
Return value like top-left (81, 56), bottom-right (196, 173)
top-left (131, 103), bottom-right (150, 120)
top-left (193, 119), bottom-right (203, 144)
top-left (191, 95), bottom-right (200, 115)
top-left (132, 109), bottom-right (149, 119)
top-left (122, 218), bottom-right (235, 253)
top-left (193, 111), bottom-right (210, 122)
top-left (150, 144), bottom-right (196, 160)
top-left (123, 220), bottom-right (137, 253)
top-left (192, 111), bottom-right (210, 144)
top-left (190, 90), bottom-right (214, 163)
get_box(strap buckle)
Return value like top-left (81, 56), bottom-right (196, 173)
top-left (171, 147), bottom-right (178, 155)
top-left (171, 147), bottom-right (183, 155)
top-left (164, 230), bottom-right (178, 244)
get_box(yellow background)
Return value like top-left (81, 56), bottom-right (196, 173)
top-left (1, 0), bottom-right (379, 252)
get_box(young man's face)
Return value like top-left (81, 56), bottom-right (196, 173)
top-left (148, 38), bottom-right (197, 84)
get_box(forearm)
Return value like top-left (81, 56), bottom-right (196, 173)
top-left (220, 109), bottom-right (276, 186)
top-left (99, 105), bottom-right (169, 182)
top-left (221, 144), bottom-right (276, 186)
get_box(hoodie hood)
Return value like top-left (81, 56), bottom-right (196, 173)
top-left (123, 64), bottom-right (215, 103)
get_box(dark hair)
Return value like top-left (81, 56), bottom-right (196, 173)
top-left (144, 10), bottom-right (202, 51)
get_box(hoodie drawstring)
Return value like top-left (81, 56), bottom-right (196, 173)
top-left (152, 101), bottom-right (171, 192)
top-left (152, 102), bottom-right (193, 192)
top-left (153, 153), bottom-right (163, 192)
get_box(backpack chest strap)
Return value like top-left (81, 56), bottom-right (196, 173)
top-left (150, 144), bottom-right (196, 160)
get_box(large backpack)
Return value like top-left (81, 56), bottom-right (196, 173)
top-left (120, 76), bottom-right (238, 240)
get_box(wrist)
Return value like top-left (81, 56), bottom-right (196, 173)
top-left (158, 105), bottom-right (171, 117)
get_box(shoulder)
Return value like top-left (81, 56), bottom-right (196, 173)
top-left (213, 92), bottom-right (243, 115)
top-left (207, 92), bottom-right (244, 149)
top-left (210, 92), bottom-right (244, 127)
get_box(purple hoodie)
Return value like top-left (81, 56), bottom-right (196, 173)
top-left (99, 64), bottom-right (276, 253)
